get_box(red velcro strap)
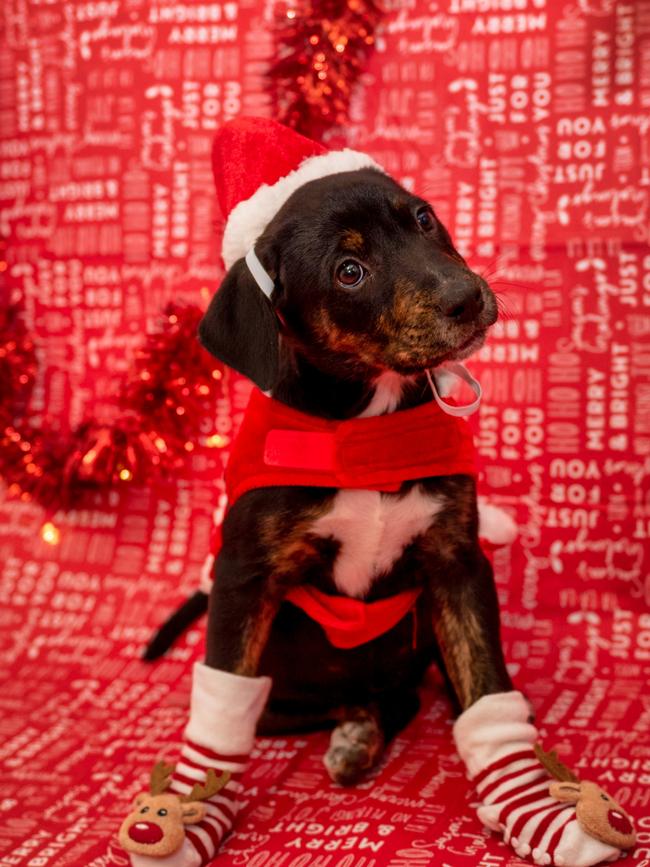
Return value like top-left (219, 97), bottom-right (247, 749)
top-left (261, 416), bottom-right (474, 489)
top-left (264, 430), bottom-right (336, 472)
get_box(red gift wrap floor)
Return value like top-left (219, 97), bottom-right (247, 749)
top-left (1, 0), bottom-right (650, 865)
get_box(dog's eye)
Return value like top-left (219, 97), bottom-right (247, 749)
top-left (416, 206), bottom-right (435, 232)
top-left (336, 260), bottom-right (365, 288)
top-left (157, 808), bottom-right (168, 816)
top-left (140, 806), bottom-right (149, 814)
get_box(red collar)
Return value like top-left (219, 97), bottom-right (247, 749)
top-left (213, 389), bottom-right (477, 649)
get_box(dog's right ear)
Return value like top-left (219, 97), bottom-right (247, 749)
top-left (198, 257), bottom-right (279, 391)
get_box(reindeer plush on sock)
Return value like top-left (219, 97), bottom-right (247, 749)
top-left (119, 762), bottom-right (230, 859)
top-left (116, 117), bottom-right (637, 867)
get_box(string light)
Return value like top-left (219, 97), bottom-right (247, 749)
top-left (40, 522), bottom-right (60, 545)
top-left (206, 434), bottom-right (229, 448)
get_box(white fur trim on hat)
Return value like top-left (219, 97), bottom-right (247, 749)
top-left (221, 149), bottom-right (384, 269)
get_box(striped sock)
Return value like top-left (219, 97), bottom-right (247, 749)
top-left (164, 741), bottom-right (247, 864)
top-left (454, 692), bottom-right (622, 867)
top-left (128, 663), bottom-right (271, 867)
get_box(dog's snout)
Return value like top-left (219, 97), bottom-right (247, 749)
top-left (439, 282), bottom-right (484, 324)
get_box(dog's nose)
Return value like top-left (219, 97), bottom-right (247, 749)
top-left (439, 282), bottom-right (484, 324)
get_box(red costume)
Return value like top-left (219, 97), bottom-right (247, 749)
top-left (210, 387), bottom-right (497, 649)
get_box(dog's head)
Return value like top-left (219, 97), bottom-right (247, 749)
top-left (200, 168), bottom-right (497, 391)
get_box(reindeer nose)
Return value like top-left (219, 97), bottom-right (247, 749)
top-left (608, 810), bottom-right (633, 835)
top-left (439, 282), bottom-right (484, 324)
top-left (129, 822), bottom-right (165, 845)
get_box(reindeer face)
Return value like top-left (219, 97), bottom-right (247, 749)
top-left (118, 791), bottom-right (205, 857)
top-left (117, 761), bottom-right (231, 859)
top-left (549, 780), bottom-right (636, 850)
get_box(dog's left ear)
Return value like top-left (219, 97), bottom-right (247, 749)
top-left (198, 257), bottom-right (280, 391)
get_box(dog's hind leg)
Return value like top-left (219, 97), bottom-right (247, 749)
top-left (324, 689), bottom-right (420, 785)
top-left (324, 707), bottom-right (384, 785)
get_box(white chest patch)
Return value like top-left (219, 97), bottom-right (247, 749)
top-left (310, 486), bottom-right (444, 598)
top-left (357, 370), bottom-right (407, 417)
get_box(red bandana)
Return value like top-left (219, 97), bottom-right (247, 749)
top-left (212, 388), bottom-right (479, 648)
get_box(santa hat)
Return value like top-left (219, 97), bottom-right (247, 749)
top-left (212, 116), bottom-right (383, 270)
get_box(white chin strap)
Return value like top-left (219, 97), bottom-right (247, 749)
top-left (245, 246), bottom-right (482, 418)
top-left (245, 247), bottom-right (274, 298)
top-left (426, 363), bottom-right (482, 417)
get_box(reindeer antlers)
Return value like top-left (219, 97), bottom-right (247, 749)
top-left (147, 761), bottom-right (230, 802)
top-left (180, 768), bottom-right (231, 803)
top-left (150, 761), bottom-right (176, 795)
top-left (534, 743), bottom-right (579, 783)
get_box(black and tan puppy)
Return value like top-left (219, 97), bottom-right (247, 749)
top-left (151, 165), bottom-right (512, 785)
top-left (129, 123), bottom-right (634, 867)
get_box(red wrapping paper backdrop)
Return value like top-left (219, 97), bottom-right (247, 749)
top-left (1, 2), bottom-right (650, 866)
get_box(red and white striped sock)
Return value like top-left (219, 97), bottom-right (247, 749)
top-left (453, 692), bottom-right (621, 867)
top-left (129, 663), bottom-right (271, 867)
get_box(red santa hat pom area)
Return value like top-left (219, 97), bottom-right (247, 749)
top-left (212, 116), bottom-right (383, 270)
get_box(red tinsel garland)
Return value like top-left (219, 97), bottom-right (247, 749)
top-left (0, 306), bottom-right (67, 507)
top-left (0, 304), bottom-right (224, 513)
top-left (2, 6), bottom-right (382, 528)
top-left (270, 0), bottom-right (383, 139)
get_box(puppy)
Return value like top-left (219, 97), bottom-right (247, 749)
top-left (178, 166), bottom-right (509, 776)
top-left (130, 131), bottom-right (634, 867)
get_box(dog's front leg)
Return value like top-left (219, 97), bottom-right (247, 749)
top-left (429, 544), bottom-right (629, 866)
top-left (122, 557), bottom-right (279, 867)
top-left (120, 493), bottom-right (322, 867)
top-left (428, 546), bottom-right (513, 711)
top-left (205, 552), bottom-right (289, 677)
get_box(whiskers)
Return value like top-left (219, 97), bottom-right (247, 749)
top-left (467, 253), bottom-right (528, 324)
top-left (492, 288), bottom-right (517, 322)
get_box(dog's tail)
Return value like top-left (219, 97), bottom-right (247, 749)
top-left (143, 590), bottom-right (209, 661)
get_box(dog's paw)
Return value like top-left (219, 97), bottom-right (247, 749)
top-left (323, 712), bottom-right (384, 785)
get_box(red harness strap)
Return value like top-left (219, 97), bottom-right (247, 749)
top-left (285, 585), bottom-right (422, 649)
top-left (225, 387), bottom-right (477, 500)
top-left (212, 388), bottom-right (479, 649)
